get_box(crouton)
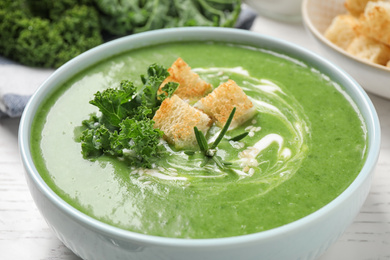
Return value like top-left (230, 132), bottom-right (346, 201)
top-left (344, 0), bottom-right (380, 16)
top-left (153, 95), bottom-right (212, 150)
top-left (324, 14), bottom-right (359, 49)
top-left (158, 58), bottom-right (212, 102)
top-left (346, 34), bottom-right (390, 65)
top-left (194, 80), bottom-right (256, 129)
top-left (355, 1), bottom-right (390, 45)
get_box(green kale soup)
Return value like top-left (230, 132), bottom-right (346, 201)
top-left (31, 42), bottom-right (367, 239)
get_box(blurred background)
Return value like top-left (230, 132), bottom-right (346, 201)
top-left (1, 1), bottom-right (390, 259)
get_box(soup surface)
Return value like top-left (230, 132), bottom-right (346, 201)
top-left (31, 42), bottom-right (367, 238)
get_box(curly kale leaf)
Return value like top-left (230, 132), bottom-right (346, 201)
top-left (114, 118), bottom-right (164, 168)
top-left (80, 63), bottom-right (173, 168)
top-left (80, 116), bottom-right (163, 168)
top-left (88, 63), bottom-right (173, 130)
top-left (80, 125), bottom-right (114, 158)
top-left (27, 0), bottom-right (94, 20)
top-left (89, 80), bottom-right (137, 129)
top-left (81, 113), bottom-right (100, 130)
top-left (0, 0), bottom-right (102, 68)
top-left (93, 0), bottom-right (241, 37)
top-left (158, 82), bottom-right (180, 102)
top-left (137, 63), bottom-right (171, 111)
top-left (93, 0), bottom-right (150, 36)
top-left (0, 0), bottom-right (240, 67)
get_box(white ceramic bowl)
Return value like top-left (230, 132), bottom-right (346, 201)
top-left (302, 0), bottom-right (390, 99)
top-left (19, 27), bottom-right (380, 260)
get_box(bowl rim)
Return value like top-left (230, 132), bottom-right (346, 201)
top-left (301, 0), bottom-right (390, 73)
top-left (19, 26), bottom-right (381, 248)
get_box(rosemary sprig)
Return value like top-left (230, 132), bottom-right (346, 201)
top-left (191, 107), bottom-right (248, 169)
top-left (210, 107), bottom-right (236, 149)
top-left (194, 126), bottom-right (208, 152)
top-left (229, 131), bottom-right (249, 142)
top-left (212, 156), bottom-right (224, 169)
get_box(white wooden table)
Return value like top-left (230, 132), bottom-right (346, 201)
top-left (1, 14), bottom-right (390, 260)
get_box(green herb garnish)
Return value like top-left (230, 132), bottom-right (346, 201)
top-left (192, 107), bottom-right (248, 169)
top-left (229, 132), bottom-right (249, 142)
top-left (210, 107), bottom-right (236, 149)
top-left (79, 63), bottom-right (178, 168)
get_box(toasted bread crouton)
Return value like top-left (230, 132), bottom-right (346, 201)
top-left (158, 58), bottom-right (212, 102)
top-left (194, 80), bottom-right (256, 129)
top-left (324, 14), bottom-right (359, 49)
top-left (355, 1), bottom-right (390, 45)
top-left (153, 95), bottom-right (212, 149)
top-left (346, 34), bottom-right (390, 65)
top-left (345, 0), bottom-right (380, 16)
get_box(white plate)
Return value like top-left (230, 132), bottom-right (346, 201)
top-left (302, 0), bottom-right (390, 99)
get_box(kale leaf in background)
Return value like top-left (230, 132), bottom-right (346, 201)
top-left (0, 0), bottom-right (241, 68)
top-left (0, 0), bottom-right (102, 68)
top-left (95, 0), bottom-right (241, 37)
